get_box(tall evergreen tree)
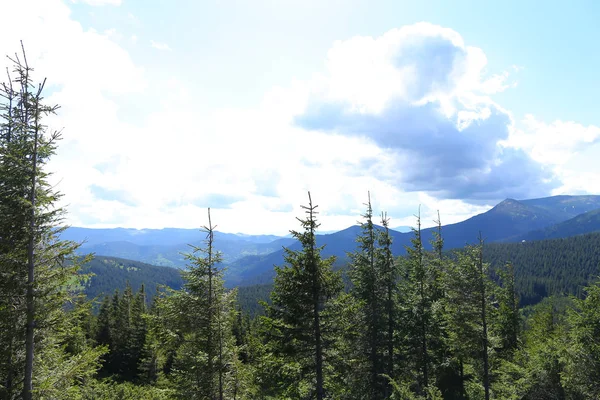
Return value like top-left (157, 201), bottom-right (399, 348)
top-left (401, 210), bottom-right (437, 392)
top-left (0, 43), bottom-right (103, 399)
top-left (95, 283), bottom-right (149, 382)
top-left (348, 193), bottom-right (386, 398)
top-left (164, 209), bottom-right (238, 399)
top-left (263, 192), bottom-right (343, 399)
top-left (378, 211), bottom-right (397, 398)
top-left (495, 262), bottom-right (520, 357)
top-left (444, 239), bottom-right (495, 399)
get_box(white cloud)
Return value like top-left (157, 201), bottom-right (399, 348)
top-left (1, 5), bottom-right (597, 234)
top-left (150, 40), bottom-right (171, 51)
top-left (505, 115), bottom-right (600, 165)
top-left (295, 22), bottom-right (555, 202)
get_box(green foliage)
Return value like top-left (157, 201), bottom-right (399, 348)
top-left (485, 233), bottom-right (600, 305)
top-left (148, 210), bottom-right (243, 399)
top-left (82, 256), bottom-right (184, 304)
top-left (82, 380), bottom-right (175, 400)
top-left (562, 281), bottom-right (600, 398)
top-left (347, 195), bottom-right (389, 398)
top-left (94, 283), bottom-right (148, 382)
top-left (5, 50), bottom-right (600, 399)
top-left (261, 193), bottom-right (343, 399)
top-left (398, 212), bottom-right (446, 394)
top-left (0, 45), bottom-right (103, 399)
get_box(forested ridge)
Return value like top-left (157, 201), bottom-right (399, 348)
top-left (3, 50), bottom-right (600, 400)
top-left (235, 232), bottom-right (600, 317)
top-left (81, 256), bottom-right (184, 303)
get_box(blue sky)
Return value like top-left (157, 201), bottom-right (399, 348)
top-left (1, 0), bottom-right (599, 234)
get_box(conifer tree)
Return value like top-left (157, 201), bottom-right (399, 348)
top-left (0, 43), bottom-right (103, 399)
top-left (348, 193), bottom-right (386, 398)
top-left (401, 210), bottom-right (439, 392)
top-left (378, 211), bottom-right (397, 398)
top-left (514, 301), bottom-right (567, 399)
top-left (444, 238), bottom-right (494, 398)
top-left (164, 209), bottom-right (238, 399)
top-left (563, 280), bottom-right (600, 397)
top-left (263, 192), bottom-right (342, 399)
top-left (495, 262), bottom-right (520, 356)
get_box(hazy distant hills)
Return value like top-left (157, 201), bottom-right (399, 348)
top-left (62, 227), bottom-right (285, 247)
top-left (65, 194), bottom-right (600, 287)
top-left (65, 228), bottom-right (295, 268)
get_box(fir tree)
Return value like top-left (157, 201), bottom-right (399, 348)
top-left (401, 210), bottom-right (438, 392)
top-left (263, 192), bottom-right (343, 399)
top-left (444, 239), bottom-right (495, 398)
top-left (378, 211), bottom-right (397, 398)
top-left (165, 209), bottom-right (239, 399)
top-left (348, 193), bottom-right (386, 398)
top-left (495, 262), bottom-right (520, 357)
top-left (0, 43), bottom-right (103, 399)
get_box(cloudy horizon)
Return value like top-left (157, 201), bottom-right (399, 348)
top-left (1, 0), bottom-right (599, 235)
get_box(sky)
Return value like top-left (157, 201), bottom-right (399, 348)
top-left (1, 0), bottom-right (599, 235)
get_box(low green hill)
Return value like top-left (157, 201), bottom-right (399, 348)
top-left (81, 256), bottom-right (184, 302)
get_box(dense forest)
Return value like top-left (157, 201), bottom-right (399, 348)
top-left (82, 256), bottom-right (184, 302)
top-left (2, 50), bottom-right (600, 400)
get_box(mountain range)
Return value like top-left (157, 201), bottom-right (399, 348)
top-left (64, 194), bottom-right (600, 287)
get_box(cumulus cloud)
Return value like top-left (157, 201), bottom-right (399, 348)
top-left (506, 115), bottom-right (600, 165)
top-left (294, 22), bottom-right (556, 202)
top-left (1, 5), bottom-right (595, 234)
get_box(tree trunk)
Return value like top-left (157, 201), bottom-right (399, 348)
top-left (314, 287), bottom-right (324, 400)
top-left (207, 208), bottom-right (215, 399)
top-left (23, 54), bottom-right (39, 400)
top-left (309, 193), bottom-right (325, 400)
top-left (479, 237), bottom-right (490, 400)
top-left (368, 204), bottom-right (378, 397)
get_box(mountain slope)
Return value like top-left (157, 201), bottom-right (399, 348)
top-left (236, 232), bottom-right (600, 315)
top-left (72, 232), bottom-right (295, 268)
top-left (485, 232), bottom-right (600, 305)
top-left (67, 195), bottom-right (600, 288)
top-left (520, 195), bottom-right (600, 220)
top-left (429, 198), bottom-right (560, 249)
top-left (229, 196), bottom-right (595, 286)
top-left (514, 208), bottom-right (600, 242)
top-left (82, 256), bottom-right (184, 301)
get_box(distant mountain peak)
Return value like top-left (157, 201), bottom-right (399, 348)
top-left (490, 198), bottom-right (530, 214)
top-left (496, 198), bottom-right (520, 206)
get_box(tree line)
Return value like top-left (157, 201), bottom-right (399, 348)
top-left (2, 48), bottom-right (600, 399)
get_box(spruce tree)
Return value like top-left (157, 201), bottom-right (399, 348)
top-left (444, 239), bottom-right (494, 398)
top-left (378, 211), bottom-right (397, 398)
top-left (495, 262), bottom-right (520, 357)
top-left (401, 210), bottom-right (439, 392)
top-left (0, 43), bottom-right (103, 399)
top-left (263, 192), bottom-right (342, 399)
top-left (165, 209), bottom-right (238, 399)
top-left (348, 194), bottom-right (395, 399)
top-left (563, 280), bottom-right (600, 397)
top-left (348, 194), bottom-right (382, 397)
